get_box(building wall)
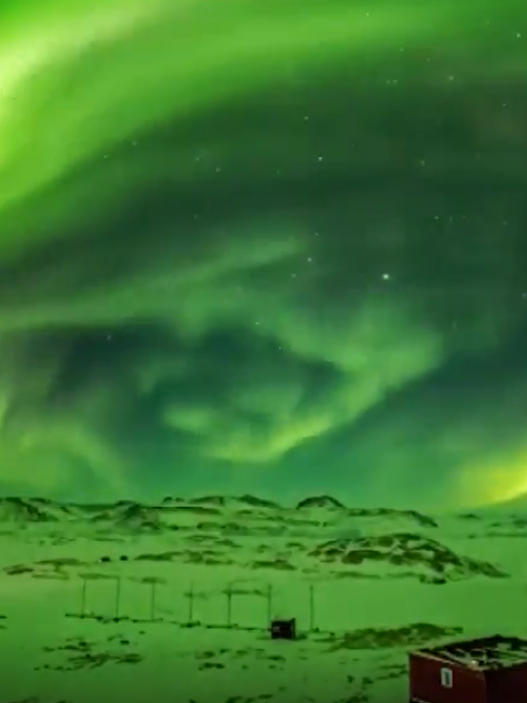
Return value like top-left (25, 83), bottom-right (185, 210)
top-left (409, 653), bottom-right (487, 703)
top-left (485, 662), bottom-right (527, 703)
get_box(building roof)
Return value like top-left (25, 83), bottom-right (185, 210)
top-left (415, 635), bottom-right (527, 671)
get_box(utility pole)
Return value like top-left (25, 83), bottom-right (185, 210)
top-left (225, 584), bottom-right (233, 627)
top-left (266, 584), bottom-right (273, 626)
top-left (114, 576), bottom-right (122, 621)
top-left (149, 580), bottom-right (157, 621)
top-left (308, 584), bottom-right (315, 632)
top-left (80, 577), bottom-right (87, 618)
top-left (186, 582), bottom-right (195, 625)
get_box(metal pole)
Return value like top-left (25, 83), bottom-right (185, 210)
top-left (114, 576), bottom-right (121, 620)
top-left (309, 584), bottom-right (315, 631)
top-left (266, 584), bottom-right (273, 625)
top-left (187, 582), bottom-right (194, 624)
top-left (226, 584), bottom-right (232, 627)
top-left (80, 577), bottom-right (87, 617)
top-left (150, 581), bottom-right (157, 621)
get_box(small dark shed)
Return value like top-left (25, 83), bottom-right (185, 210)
top-left (409, 634), bottom-right (527, 703)
top-left (270, 618), bottom-right (296, 640)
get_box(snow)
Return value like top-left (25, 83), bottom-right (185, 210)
top-left (0, 496), bottom-right (526, 703)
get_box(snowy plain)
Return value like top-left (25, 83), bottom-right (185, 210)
top-left (0, 494), bottom-right (526, 703)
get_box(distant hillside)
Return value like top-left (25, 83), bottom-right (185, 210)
top-left (0, 496), bottom-right (439, 535)
top-left (309, 532), bottom-right (506, 583)
top-left (0, 497), bottom-right (61, 523)
top-left (346, 508), bottom-right (438, 529)
top-left (0, 495), bottom-right (508, 587)
top-left (189, 495), bottom-right (280, 509)
top-left (296, 495), bottom-right (345, 509)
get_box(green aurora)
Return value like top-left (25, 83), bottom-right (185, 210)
top-left (0, 0), bottom-right (526, 508)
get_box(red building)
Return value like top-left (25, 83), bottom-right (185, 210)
top-left (409, 635), bottom-right (527, 703)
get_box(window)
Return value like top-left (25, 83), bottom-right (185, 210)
top-left (440, 667), bottom-right (453, 688)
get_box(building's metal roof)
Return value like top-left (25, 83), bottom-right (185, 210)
top-left (414, 635), bottom-right (527, 671)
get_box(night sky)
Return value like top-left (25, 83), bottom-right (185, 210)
top-left (0, 0), bottom-right (526, 509)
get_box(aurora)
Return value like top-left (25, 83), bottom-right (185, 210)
top-left (0, 0), bottom-right (525, 509)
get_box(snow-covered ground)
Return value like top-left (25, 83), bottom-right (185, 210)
top-left (0, 494), bottom-right (526, 703)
